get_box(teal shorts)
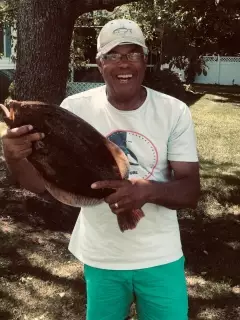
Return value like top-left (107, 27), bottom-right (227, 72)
top-left (84, 256), bottom-right (188, 320)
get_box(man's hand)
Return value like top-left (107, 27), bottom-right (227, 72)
top-left (0, 125), bottom-right (46, 194)
top-left (1, 125), bottom-right (44, 162)
top-left (92, 161), bottom-right (200, 213)
top-left (91, 179), bottom-right (150, 215)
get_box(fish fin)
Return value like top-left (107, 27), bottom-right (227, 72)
top-left (44, 180), bottom-right (103, 207)
top-left (105, 139), bottom-right (130, 179)
top-left (0, 103), bottom-right (10, 118)
top-left (117, 209), bottom-right (145, 232)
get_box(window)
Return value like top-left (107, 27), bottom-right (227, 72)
top-left (4, 26), bottom-right (11, 57)
top-left (0, 24), bottom-right (12, 57)
top-left (0, 24), bottom-right (3, 55)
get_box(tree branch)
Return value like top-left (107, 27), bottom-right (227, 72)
top-left (70, 0), bottom-right (140, 18)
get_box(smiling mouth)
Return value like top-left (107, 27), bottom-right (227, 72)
top-left (116, 74), bottom-right (133, 84)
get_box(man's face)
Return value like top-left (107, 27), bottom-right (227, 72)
top-left (97, 44), bottom-right (147, 101)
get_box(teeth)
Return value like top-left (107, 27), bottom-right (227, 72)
top-left (117, 74), bottom-right (133, 79)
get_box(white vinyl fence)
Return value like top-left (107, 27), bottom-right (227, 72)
top-left (165, 55), bottom-right (240, 86)
top-left (66, 56), bottom-right (240, 96)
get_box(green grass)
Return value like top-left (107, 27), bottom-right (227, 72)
top-left (0, 86), bottom-right (240, 319)
top-left (181, 88), bottom-right (240, 320)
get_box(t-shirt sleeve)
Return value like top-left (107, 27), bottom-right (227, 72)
top-left (167, 102), bottom-right (198, 162)
top-left (60, 97), bottom-right (72, 111)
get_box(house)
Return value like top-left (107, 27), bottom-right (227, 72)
top-left (0, 0), bottom-right (15, 102)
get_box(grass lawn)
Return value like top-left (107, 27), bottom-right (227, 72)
top-left (0, 85), bottom-right (240, 319)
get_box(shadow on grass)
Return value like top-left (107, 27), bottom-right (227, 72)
top-left (189, 295), bottom-right (240, 320)
top-left (0, 289), bottom-right (17, 320)
top-left (185, 91), bottom-right (205, 107)
top-left (208, 92), bottom-right (240, 105)
top-left (179, 158), bottom-right (240, 319)
top-left (0, 158), bottom-right (80, 233)
top-left (190, 84), bottom-right (240, 106)
top-left (0, 311), bottom-right (12, 320)
top-left (182, 84), bottom-right (240, 107)
top-left (192, 84), bottom-right (240, 95)
top-left (0, 310), bottom-right (14, 320)
top-left (1, 142), bottom-right (240, 319)
top-left (0, 227), bottom-right (86, 319)
top-left (0, 161), bottom-right (84, 318)
top-left (211, 98), bottom-right (240, 105)
top-left (0, 180), bottom-right (79, 233)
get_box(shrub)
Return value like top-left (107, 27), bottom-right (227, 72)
top-left (143, 68), bottom-right (186, 102)
top-left (8, 81), bottom-right (15, 99)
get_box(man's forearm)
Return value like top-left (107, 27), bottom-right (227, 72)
top-left (145, 178), bottom-right (200, 210)
top-left (5, 158), bottom-right (46, 194)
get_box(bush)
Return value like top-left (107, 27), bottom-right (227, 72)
top-left (8, 81), bottom-right (15, 99)
top-left (143, 68), bottom-right (187, 102)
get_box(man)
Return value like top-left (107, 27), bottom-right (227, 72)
top-left (2, 19), bottom-right (200, 320)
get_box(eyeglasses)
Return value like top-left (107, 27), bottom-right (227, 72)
top-left (101, 52), bottom-right (146, 62)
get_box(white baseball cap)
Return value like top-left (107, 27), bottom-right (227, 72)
top-left (96, 19), bottom-right (148, 58)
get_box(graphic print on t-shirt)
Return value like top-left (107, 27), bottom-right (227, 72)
top-left (107, 130), bottom-right (158, 180)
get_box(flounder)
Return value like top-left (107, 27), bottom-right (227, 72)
top-left (0, 100), bottom-right (144, 232)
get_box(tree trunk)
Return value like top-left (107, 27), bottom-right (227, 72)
top-left (15, 0), bottom-right (76, 104)
top-left (15, 0), bottom-right (139, 105)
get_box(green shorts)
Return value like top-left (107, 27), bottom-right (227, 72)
top-left (84, 256), bottom-right (188, 320)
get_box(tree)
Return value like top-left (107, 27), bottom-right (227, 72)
top-left (92, 0), bottom-right (240, 83)
top-left (12, 0), bottom-right (141, 105)
top-left (4, 0), bottom-right (240, 102)
top-left (126, 0), bottom-right (240, 59)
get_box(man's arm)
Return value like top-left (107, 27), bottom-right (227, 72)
top-left (91, 161), bottom-right (200, 215)
top-left (1, 96), bottom-right (72, 196)
top-left (92, 102), bottom-right (200, 214)
top-left (5, 158), bottom-right (46, 194)
top-left (145, 161), bottom-right (200, 209)
top-left (1, 125), bottom-right (46, 194)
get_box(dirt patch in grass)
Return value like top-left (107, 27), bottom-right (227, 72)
top-left (0, 87), bottom-right (240, 319)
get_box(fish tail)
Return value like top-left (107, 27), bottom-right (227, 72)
top-left (117, 209), bottom-right (145, 232)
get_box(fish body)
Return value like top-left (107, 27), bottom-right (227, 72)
top-left (0, 100), bottom-right (144, 232)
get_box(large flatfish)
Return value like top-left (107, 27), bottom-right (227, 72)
top-left (0, 100), bottom-right (144, 232)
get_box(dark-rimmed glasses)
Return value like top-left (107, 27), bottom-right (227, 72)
top-left (101, 52), bottom-right (146, 62)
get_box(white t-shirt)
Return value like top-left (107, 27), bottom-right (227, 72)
top-left (60, 85), bottom-right (198, 270)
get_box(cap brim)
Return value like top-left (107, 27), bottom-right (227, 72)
top-left (98, 38), bottom-right (148, 56)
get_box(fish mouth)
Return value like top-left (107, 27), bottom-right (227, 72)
top-left (9, 107), bottom-right (15, 121)
top-left (0, 102), bottom-right (15, 121)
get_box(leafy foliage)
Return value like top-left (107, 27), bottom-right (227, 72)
top-left (143, 68), bottom-right (187, 101)
top-left (81, 0), bottom-right (240, 82)
top-left (0, 0), bottom-right (18, 27)
top-left (0, 0), bottom-right (18, 62)
top-left (127, 0), bottom-right (240, 57)
top-left (2, 1), bottom-right (240, 84)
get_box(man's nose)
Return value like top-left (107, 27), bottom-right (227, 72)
top-left (119, 56), bottom-right (131, 67)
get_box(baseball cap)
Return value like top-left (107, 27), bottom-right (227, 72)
top-left (96, 19), bottom-right (148, 58)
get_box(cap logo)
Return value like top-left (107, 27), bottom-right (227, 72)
top-left (113, 27), bottom-right (132, 37)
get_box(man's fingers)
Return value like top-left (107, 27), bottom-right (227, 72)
top-left (6, 125), bottom-right (33, 138)
top-left (5, 144), bottom-right (33, 160)
top-left (26, 132), bottom-right (45, 142)
top-left (109, 199), bottom-right (131, 214)
top-left (6, 126), bottom-right (45, 142)
top-left (91, 180), bottom-right (130, 190)
top-left (19, 148), bottom-right (32, 158)
top-left (5, 133), bottom-right (44, 147)
top-left (111, 208), bottom-right (127, 215)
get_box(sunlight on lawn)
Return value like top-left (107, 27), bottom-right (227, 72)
top-left (0, 89), bottom-right (239, 320)
top-left (190, 93), bottom-right (240, 220)
top-left (191, 94), bottom-right (240, 166)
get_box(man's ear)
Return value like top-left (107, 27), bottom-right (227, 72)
top-left (144, 54), bottom-right (148, 64)
top-left (96, 58), bottom-right (103, 74)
